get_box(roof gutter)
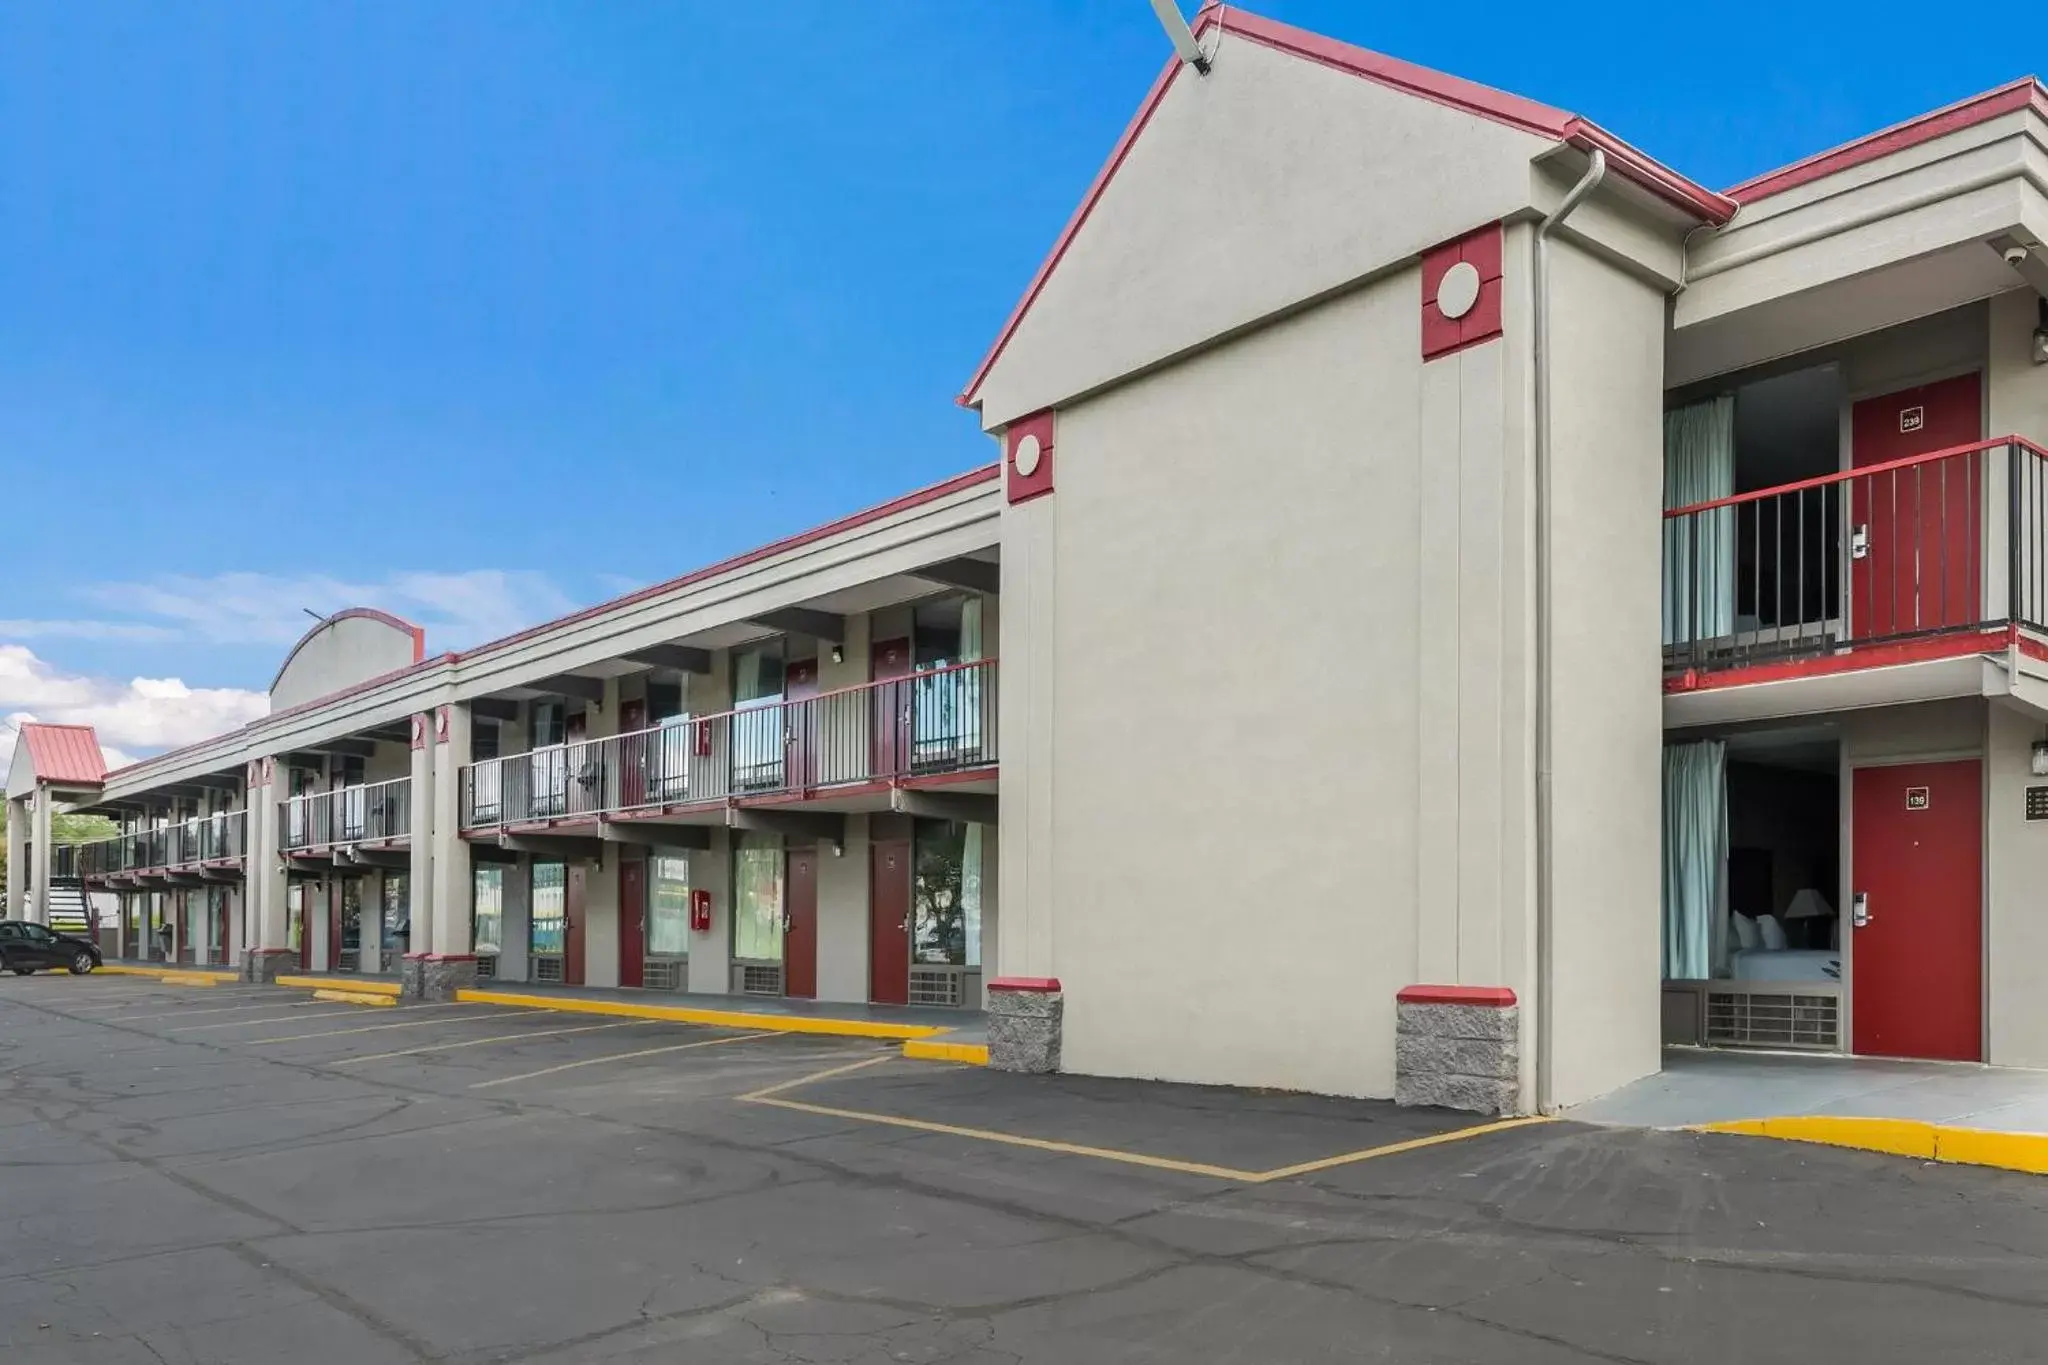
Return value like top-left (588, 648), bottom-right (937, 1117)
top-left (1531, 146), bottom-right (1606, 1115)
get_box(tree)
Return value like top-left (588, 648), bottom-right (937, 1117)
top-left (0, 804), bottom-right (119, 886)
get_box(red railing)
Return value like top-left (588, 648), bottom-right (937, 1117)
top-left (1663, 437), bottom-right (2048, 674)
top-left (460, 659), bottom-right (998, 829)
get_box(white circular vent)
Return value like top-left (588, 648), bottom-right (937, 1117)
top-left (1436, 261), bottom-right (1482, 320)
top-left (1013, 433), bottom-right (1043, 477)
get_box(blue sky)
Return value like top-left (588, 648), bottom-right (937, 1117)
top-left (0, 1), bottom-right (2033, 760)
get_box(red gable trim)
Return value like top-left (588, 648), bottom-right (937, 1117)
top-left (1727, 77), bottom-right (2048, 203)
top-left (956, 5), bottom-right (1731, 408)
top-left (19, 723), bottom-right (107, 787)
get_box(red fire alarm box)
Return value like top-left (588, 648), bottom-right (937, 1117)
top-left (690, 889), bottom-right (713, 933)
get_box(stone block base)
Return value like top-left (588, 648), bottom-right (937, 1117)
top-left (1394, 985), bottom-right (1521, 1116)
top-left (243, 948), bottom-right (296, 984)
top-left (986, 977), bottom-right (1063, 1074)
top-left (403, 953), bottom-right (477, 1001)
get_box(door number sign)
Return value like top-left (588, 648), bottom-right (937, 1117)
top-left (1905, 786), bottom-right (1931, 811)
top-left (1899, 405), bottom-right (1925, 433)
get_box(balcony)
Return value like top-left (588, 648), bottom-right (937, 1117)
top-left (67, 810), bottom-right (248, 881)
top-left (1664, 437), bottom-right (2048, 690)
top-left (281, 776), bottom-right (413, 853)
top-left (461, 659), bottom-right (997, 830)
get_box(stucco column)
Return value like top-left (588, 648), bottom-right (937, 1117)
top-left (996, 481), bottom-right (1057, 980)
top-left (244, 758), bottom-right (294, 981)
top-left (408, 712), bottom-right (436, 955)
top-left (5, 795), bottom-right (25, 918)
top-left (412, 703), bottom-right (475, 1001)
top-left (27, 787), bottom-right (53, 925)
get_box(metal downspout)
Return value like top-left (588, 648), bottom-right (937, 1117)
top-left (1532, 148), bottom-right (1606, 1114)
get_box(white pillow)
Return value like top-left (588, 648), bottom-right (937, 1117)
top-left (1758, 914), bottom-right (1790, 952)
top-left (1732, 913), bottom-right (1761, 952)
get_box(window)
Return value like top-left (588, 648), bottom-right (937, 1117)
top-left (647, 681), bottom-right (684, 723)
top-left (473, 866), bottom-right (504, 956)
top-left (912, 819), bottom-right (983, 967)
top-left (531, 862), bottom-right (566, 957)
top-left (339, 880), bottom-right (362, 959)
top-left (21, 924), bottom-right (54, 945)
top-left (286, 885), bottom-right (305, 952)
top-left (731, 835), bottom-right (783, 963)
top-left (531, 701), bottom-right (566, 748)
top-left (732, 642), bottom-right (787, 789)
top-left (382, 873), bottom-right (410, 952)
top-left (648, 854), bottom-right (691, 958)
top-left (733, 643), bottom-right (785, 706)
top-left (911, 596), bottom-right (986, 770)
top-left (472, 721), bottom-right (501, 762)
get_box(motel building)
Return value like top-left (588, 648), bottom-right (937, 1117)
top-left (9, 6), bottom-right (2048, 1117)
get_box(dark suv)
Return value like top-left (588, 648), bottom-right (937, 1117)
top-left (0, 921), bottom-right (102, 975)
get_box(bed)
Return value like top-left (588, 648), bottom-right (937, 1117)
top-left (1728, 948), bottom-right (1840, 983)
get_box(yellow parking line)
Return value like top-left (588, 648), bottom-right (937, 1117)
top-left (243, 1010), bottom-right (542, 1046)
top-left (738, 1057), bottom-right (1553, 1183)
top-left (106, 1000), bottom-right (334, 1025)
top-left (334, 1019), bottom-right (649, 1065)
top-left (168, 1004), bottom-right (447, 1033)
top-left (470, 1030), bottom-right (775, 1089)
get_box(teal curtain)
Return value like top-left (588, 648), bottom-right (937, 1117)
top-left (1663, 396), bottom-right (1737, 646)
top-left (1662, 739), bottom-right (1727, 979)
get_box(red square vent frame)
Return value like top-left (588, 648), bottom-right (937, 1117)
top-left (1006, 410), bottom-right (1055, 505)
top-left (1420, 222), bottom-right (1504, 361)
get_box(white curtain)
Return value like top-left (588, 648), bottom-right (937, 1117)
top-left (1663, 396), bottom-right (1736, 646)
top-left (1661, 739), bottom-right (1727, 979)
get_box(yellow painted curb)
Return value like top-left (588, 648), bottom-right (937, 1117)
top-left (452, 988), bottom-right (948, 1040)
top-left (312, 989), bottom-right (397, 1008)
top-left (1696, 1115), bottom-right (2048, 1175)
top-left (275, 976), bottom-right (403, 997)
top-left (98, 963), bottom-right (238, 982)
top-left (903, 1039), bottom-right (988, 1065)
top-left (157, 971), bottom-right (223, 987)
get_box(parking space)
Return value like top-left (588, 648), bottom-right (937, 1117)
top-left (6, 972), bottom-right (2048, 1363)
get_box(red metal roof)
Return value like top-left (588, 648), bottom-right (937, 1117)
top-left (18, 723), bottom-right (107, 787)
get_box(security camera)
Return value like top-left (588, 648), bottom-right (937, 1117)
top-left (2006, 244), bottom-right (2031, 267)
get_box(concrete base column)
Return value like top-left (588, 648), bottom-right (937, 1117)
top-left (403, 952), bottom-right (477, 1001)
top-left (1394, 985), bottom-right (1521, 1115)
top-left (242, 947), bottom-right (296, 983)
top-left (986, 976), bottom-right (1062, 1073)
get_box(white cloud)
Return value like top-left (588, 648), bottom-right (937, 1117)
top-left (0, 568), bottom-right (579, 656)
top-left (0, 645), bottom-right (267, 774)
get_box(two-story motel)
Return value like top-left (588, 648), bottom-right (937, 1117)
top-left (9, 5), bottom-right (2048, 1114)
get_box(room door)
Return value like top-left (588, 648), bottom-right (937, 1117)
top-left (1849, 373), bottom-right (1982, 640)
top-left (785, 660), bottom-right (820, 791)
top-left (294, 885), bottom-right (312, 970)
top-left (564, 863), bottom-right (587, 986)
top-left (618, 854), bottom-right (645, 989)
top-left (868, 837), bottom-right (911, 1005)
top-left (784, 847), bottom-right (818, 998)
top-left (1851, 759), bottom-right (1982, 1061)
top-left (619, 698), bottom-right (647, 809)
top-left (871, 639), bottom-right (912, 779)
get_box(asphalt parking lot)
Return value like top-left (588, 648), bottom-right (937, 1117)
top-left (5, 976), bottom-right (2048, 1364)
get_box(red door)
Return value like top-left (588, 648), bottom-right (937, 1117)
top-left (213, 890), bottom-right (229, 967)
top-left (327, 881), bottom-right (343, 970)
top-left (564, 863), bottom-right (587, 986)
top-left (872, 639), bottom-right (911, 779)
top-left (1851, 759), bottom-right (1982, 1061)
top-left (295, 885), bottom-right (312, 970)
top-left (785, 660), bottom-right (820, 790)
top-left (620, 698), bottom-right (647, 809)
top-left (618, 854), bottom-right (645, 989)
top-left (869, 838), bottom-right (911, 1005)
top-left (784, 847), bottom-right (818, 998)
top-left (1849, 374), bottom-right (1982, 640)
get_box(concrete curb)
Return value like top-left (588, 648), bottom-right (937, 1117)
top-left (902, 1039), bottom-right (989, 1065)
top-left (1696, 1115), bottom-right (2048, 1175)
top-left (96, 964), bottom-right (238, 983)
top-left (311, 988), bottom-right (398, 1008)
top-left (452, 988), bottom-right (950, 1040)
top-left (276, 976), bottom-right (402, 997)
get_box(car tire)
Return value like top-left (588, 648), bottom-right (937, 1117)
top-left (69, 952), bottom-right (95, 975)
top-left (11, 965), bottom-right (33, 976)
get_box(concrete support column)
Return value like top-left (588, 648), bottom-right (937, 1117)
top-left (408, 712), bottom-right (436, 956)
top-left (27, 788), bottom-right (53, 925)
top-left (5, 795), bottom-right (26, 918)
top-left (244, 758), bottom-right (294, 982)
top-left (986, 976), bottom-right (1063, 1073)
top-left (996, 486), bottom-right (1057, 981)
top-left (409, 703), bottom-right (476, 1001)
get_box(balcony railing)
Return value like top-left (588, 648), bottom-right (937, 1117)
top-left (64, 810), bottom-right (248, 877)
top-left (1664, 437), bottom-right (2048, 676)
top-left (281, 776), bottom-right (412, 852)
top-left (462, 658), bottom-right (997, 829)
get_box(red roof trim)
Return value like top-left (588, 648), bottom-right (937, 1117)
top-left (100, 463), bottom-right (1001, 785)
top-left (17, 723), bottom-right (107, 787)
top-left (268, 607), bottom-right (427, 695)
top-left (1398, 984), bottom-right (1517, 1006)
top-left (1726, 77), bottom-right (2048, 202)
top-left (988, 976), bottom-right (1062, 993)
top-left (956, 6), bottom-right (1730, 407)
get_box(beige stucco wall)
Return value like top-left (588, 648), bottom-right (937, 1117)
top-left (270, 613), bottom-right (419, 714)
top-left (1985, 701), bottom-right (2048, 1065)
top-left (1989, 288), bottom-right (2048, 441)
top-left (1541, 237), bottom-right (1671, 1109)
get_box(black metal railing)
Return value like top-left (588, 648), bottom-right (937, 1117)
top-left (460, 659), bottom-right (999, 828)
top-left (65, 809), bottom-right (247, 877)
top-left (281, 776), bottom-right (411, 851)
top-left (1664, 437), bottom-right (2048, 675)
